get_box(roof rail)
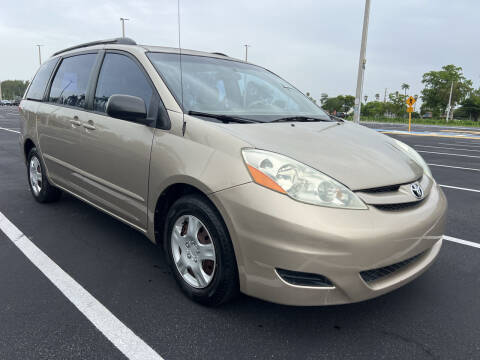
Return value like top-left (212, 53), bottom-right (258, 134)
top-left (52, 37), bottom-right (137, 56)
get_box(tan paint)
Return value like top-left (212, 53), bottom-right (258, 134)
top-left (20, 42), bottom-right (447, 306)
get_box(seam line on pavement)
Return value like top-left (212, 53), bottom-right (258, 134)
top-left (443, 236), bottom-right (480, 249)
top-left (0, 126), bottom-right (20, 134)
top-left (0, 211), bottom-right (163, 360)
top-left (417, 150), bottom-right (480, 159)
top-left (415, 145), bottom-right (480, 153)
top-left (437, 142), bottom-right (480, 148)
top-left (439, 184), bottom-right (480, 193)
top-left (428, 164), bottom-right (480, 172)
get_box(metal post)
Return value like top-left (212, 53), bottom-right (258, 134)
top-left (353, 0), bottom-right (371, 124)
top-left (36, 45), bottom-right (43, 66)
top-left (120, 18), bottom-right (129, 37)
top-left (408, 111), bottom-right (411, 132)
top-left (244, 44), bottom-right (251, 62)
top-left (0, 80), bottom-right (2, 101)
top-left (446, 81), bottom-right (453, 122)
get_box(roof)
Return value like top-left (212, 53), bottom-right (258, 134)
top-left (52, 37), bottom-right (242, 62)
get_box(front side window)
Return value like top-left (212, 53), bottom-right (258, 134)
top-left (26, 59), bottom-right (58, 101)
top-left (94, 53), bottom-right (153, 113)
top-left (147, 52), bottom-right (330, 122)
top-left (48, 53), bottom-right (97, 108)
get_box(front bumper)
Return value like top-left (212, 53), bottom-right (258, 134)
top-left (209, 181), bottom-right (447, 306)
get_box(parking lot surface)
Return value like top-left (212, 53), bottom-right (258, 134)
top-left (1, 106), bottom-right (479, 359)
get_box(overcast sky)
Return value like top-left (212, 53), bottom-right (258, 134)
top-left (0, 0), bottom-right (478, 101)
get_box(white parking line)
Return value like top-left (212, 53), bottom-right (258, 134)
top-left (0, 126), bottom-right (20, 134)
top-left (0, 212), bottom-right (163, 360)
top-left (429, 163), bottom-right (480, 172)
top-left (437, 142), bottom-right (480, 148)
top-left (417, 150), bottom-right (480, 159)
top-left (415, 145), bottom-right (480, 153)
top-left (440, 184), bottom-right (480, 193)
top-left (444, 236), bottom-right (480, 249)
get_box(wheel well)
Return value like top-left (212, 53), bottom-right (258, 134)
top-left (154, 183), bottom-right (209, 244)
top-left (24, 139), bottom-right (35, 161)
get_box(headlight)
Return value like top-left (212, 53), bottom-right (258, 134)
top-left (242, 149), bottom-right (367, 209)
top-left (392, 139), bottom-right (432, 178)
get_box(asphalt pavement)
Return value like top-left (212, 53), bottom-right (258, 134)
top-left (1, 107), bottom-right (479, 360)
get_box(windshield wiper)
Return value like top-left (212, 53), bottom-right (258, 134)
top-left (188, 111), bottom-right (259, 124)
top-left (270, 116), bottom-right (334, 123)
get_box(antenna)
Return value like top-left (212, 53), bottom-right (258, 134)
top-left (177, 0), bottom-right (186, 136)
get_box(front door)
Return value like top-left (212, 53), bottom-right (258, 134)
top-left (75, 52), bottom-right (157, 230)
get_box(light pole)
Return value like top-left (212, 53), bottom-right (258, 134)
top-left (120, 18), bottom-right (129, 37)
top-left (244, 44), bottom-right (251, 62)
top-left (36, 44), bottom-right (43, 66)
top-left (353, 0), bottom-right (371, 124)
top-left (445, 81), bottom-right (454, 122)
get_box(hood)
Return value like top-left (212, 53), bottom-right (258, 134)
top-left (213, 121), bottom-right (423, 191)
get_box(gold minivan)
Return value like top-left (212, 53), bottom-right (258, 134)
top-left (19, 38), bottom-right (447, 306)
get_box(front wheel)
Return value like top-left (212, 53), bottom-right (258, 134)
top-left (165, 194), bottom-right (239, 306)
top-left (27, 148), bottom-right (61, 203)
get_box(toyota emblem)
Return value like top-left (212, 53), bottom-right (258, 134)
top-left (411, 182), bottom-right (423, 199)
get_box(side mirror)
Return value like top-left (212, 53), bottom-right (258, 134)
top-left (106, 94), bottom-right (148, 123)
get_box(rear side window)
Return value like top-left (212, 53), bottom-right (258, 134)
top-left (94, 53), bottom-right (153, 113)
top-left (26, 59), bottom-right (57, 101)
top-left (49, 53), bottom-right (97, 108)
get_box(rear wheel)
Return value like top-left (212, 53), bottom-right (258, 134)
top-left (165, 194), bottom-right (238, 306)
top-left (27, 148), bottom-right (61, 203)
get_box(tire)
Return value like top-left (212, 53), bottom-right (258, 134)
top-left (27, 147), bottom-right (61, 203)
top-left (164, 194), bottom-right (239, 306)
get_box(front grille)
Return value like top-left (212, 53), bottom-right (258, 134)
top-left (374, 200), bottom-right (423, 211)
top-left (276, 268), bottom-right (334, 287)
top-left (360, 184), bottom-right (401, 193)
top-left (360, 251), bottom-right (426, 283)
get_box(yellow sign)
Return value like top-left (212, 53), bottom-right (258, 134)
top-left (406, 96), bottom-right (416, 106)
top-left (407, 106), bottom-right (414, 113)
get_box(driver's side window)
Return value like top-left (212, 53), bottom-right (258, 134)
top-left (94, 53), bottom-right (153, 114)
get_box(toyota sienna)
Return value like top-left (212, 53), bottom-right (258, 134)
top-left (19, 38), bottom-right (447, 306)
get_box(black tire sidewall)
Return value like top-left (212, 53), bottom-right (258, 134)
top-left (164, 195), bottom-right (238, 305)
top-left (27, 148), bottom-right (59, 203)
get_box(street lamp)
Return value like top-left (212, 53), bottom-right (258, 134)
top-left (353, 0), bottom-right (371, 124)
top-left (36, 44), bottom-right (43, 66)
top-left (244, 44), bottom-right (251, 62)
top-left (120, 18), bottom-right (129, 38)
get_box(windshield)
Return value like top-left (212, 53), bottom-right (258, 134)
top-left (147, 52), bottom-right (330, 122)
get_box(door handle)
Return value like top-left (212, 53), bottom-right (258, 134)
top-left (83, 120), bottom-right (96, 130)
top-left (70, 116), bottom-right (81, 127)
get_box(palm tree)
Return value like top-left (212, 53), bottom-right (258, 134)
top-left (375, 93), bottom-right (380, 101)
top-left (401, 83), bottom-right (410, 98)
top-left (320, 93), bottom-right (328, 105)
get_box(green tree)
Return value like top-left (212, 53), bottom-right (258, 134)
top-left (361, 101), bottom-right (385, 117)
top-left (385, 91), bottom-right (407, 117)
top-left (458, 89), bottom-right (480, 121)
top-left (421, 65), bottom-right (473, 117)
top-left (320, 93), bottom-right (328, 105)
top-left (401, 83), bottom-right (410, 97)
top-left (322, 95), bottom-right (355, 113)
top-left (1, 80), bottom-right (29, 100)
top-left (305, 92), bottom-right (317, 104)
